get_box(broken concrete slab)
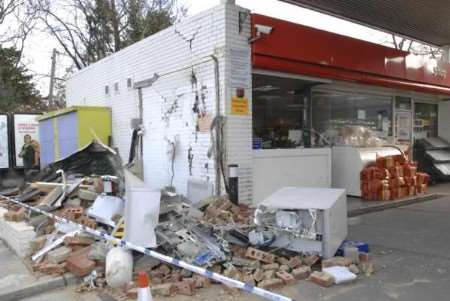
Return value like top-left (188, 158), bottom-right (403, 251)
top-left (47, 246), bottom-right (72, 264)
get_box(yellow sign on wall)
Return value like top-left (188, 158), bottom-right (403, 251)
top-left (231, 97), bottom-right (249, 115)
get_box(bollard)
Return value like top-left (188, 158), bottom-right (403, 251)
top-left (228, 164), bottom-right (239, 205)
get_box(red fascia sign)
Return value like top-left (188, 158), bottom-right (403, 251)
top-left (251, 14), bottom-right (450, 96)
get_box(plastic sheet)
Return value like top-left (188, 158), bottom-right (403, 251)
top-left (124, 170), bottom-right (160, 248)
top-left (323, 266), bottom-right (357, 284)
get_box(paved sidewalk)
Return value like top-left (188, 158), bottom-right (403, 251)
top-left (16, 196), bottom-right (450, 301)
top-left (0, 241), bottom-right (78, 301)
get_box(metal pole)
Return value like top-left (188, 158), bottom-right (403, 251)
top-left (48, 49), bottom-right (57, 107)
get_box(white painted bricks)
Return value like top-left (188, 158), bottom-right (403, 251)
top-left (0, 208), bottom-right (36, 258)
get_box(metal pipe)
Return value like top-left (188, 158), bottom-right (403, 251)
top-left (212, 55), bottom-right (222, 196)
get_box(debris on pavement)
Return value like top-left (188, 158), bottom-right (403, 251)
top-left (0, 155), bottom-right (377, 300)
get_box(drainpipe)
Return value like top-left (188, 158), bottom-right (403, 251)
top-left (212, 55), bottom-right (222, 196)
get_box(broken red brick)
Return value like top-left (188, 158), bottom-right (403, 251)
top-left (321, 256), bottom-right (353, 268)
top-left (359, 252), bottom-right (370, 262)
top-left (292, 266), bottom-right (311, 280)
top-left (253, 268), bottom-right (264, 282)
top-left (303, 255), bottom-right (320, 266)
top-left (275, 270), bottom-right (295, 285)
top-left (62, 207), bottom-right (84, 220)
top-left (166, 270), bottom-right (182, 282)
top-left (36, 262), bottom-right (67, 275)
top-left (64, 236), bottom-right (95, 246)
top-left (230, 245), bottom-right (247, 258)
top-left (151, 283), bottom-right (177, 297)
top-left (262, 263), bottom-right (279, 270)
top-left (173, 281), bottom-right (194, 296)
top-left (66, 251), bottom-right (95, 277)
top-left (245, 247), bottom-right (275, 264)
top-left (309, 271), bottom-right (334, 287)
top-left (126, 287), bottom-right (138, 299)
top-left (240, 273), bottom-right (255, 286)
top-left (192, 275), bottom-right (211, 288)
top-left (30, 236), bottom-right (47, 253)
top-left (4, 208), bottom-right (26, 222)
top-left (277, 257), bottom-right (290, 266)
top-left (263, 269), bottom-right (276, 280)
top-left (258, 278), bottom-right (283, 289)
top-left (287, 257), bottom-right (302, 269)
top-left (224, 266), bottom-right (240, 280)
top-left (77, 216), bottom-right (97, 229)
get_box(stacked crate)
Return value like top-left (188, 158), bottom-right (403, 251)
top-left (361, 154), bottom-right (430, 201)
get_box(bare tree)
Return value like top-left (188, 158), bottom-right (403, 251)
top-left (0, 0), bottom-right (40, 63)
top-left (35, 0), bottom-right (185, 70)
top-left (388, 34), bottom-right (442, 59)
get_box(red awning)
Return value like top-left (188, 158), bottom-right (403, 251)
top-left (252, 14), bottom-right (450, 96)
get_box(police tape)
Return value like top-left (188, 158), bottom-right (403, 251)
top-left (0, 195), bottom-right (296, 301)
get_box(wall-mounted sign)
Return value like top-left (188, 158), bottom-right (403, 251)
top-left (231, 96), bottom-right (249, 115)
top-left (14, 114), bottom-right (40, 168)
top-left (396, 111), bottom-right (412, 142)
top-left (230, 48), bottom-right (251, 88)
top-left (0, 114), bottom-right (9, 169)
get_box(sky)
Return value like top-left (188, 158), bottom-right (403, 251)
top-left (21, 0), bottom-right (392, 96)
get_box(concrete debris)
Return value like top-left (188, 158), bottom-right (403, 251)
top-left (47, 246), bottom-right (72, 264)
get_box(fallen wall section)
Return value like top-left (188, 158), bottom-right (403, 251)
top-left (0, 208), bottom-right (36, 258)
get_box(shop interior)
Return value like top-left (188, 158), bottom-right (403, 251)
top-left (252, 73), bottom-right (440, 150)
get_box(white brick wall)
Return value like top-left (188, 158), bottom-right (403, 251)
top-left (223, 6), bottom-right (253, 202)
top-left (67, 3), bottom-right (254, 201)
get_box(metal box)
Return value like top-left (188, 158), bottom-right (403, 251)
top-left (257, 187), bottom-right (347, 258)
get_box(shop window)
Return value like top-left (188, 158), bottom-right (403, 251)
top-left (252, 74), bottom-right (313, 149)
top-left (414, 102), bottom-right (438, 139)
top-left (312, 90), bottom-right (392, 146)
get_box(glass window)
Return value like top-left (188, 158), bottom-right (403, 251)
top-left (252, 74), bottom-right (311, 149)
top-left (312, 90), bottom-right (393, 146)
top-left (414, 102), bottom-right (438, 139)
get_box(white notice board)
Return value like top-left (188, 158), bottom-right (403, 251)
top-left (0, 114), bottom-right (9, 169)
top-left (14, 114), bottom-right (40, 167)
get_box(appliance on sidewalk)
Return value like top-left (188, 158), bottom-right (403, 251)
top-left (254, 187), bottom-right (347, 258)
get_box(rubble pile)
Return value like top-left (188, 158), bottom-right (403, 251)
top-left (0, 186), bottom-right (375, 299)
top-left (0, 177), bottom-right (112, 278)
top-left (361, 153), bottom-right (430, 201)
top-left (130, 198), bottom-right (374, 296)
top-left (0, 142), bottom-right (375, 299)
